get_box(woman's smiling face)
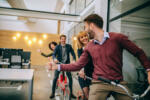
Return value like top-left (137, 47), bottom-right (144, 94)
top-left (79, 34), bottom-right (89, 46)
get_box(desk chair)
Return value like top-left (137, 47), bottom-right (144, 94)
top-left (10, 55), bottom-right (22, 69)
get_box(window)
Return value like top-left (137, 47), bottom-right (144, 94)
top-left (107, 0), bottom-right (150, 83)
top-left (109, 0), bottom-right (149, 19)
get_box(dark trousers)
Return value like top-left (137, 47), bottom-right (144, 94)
top-left (52, 70), bottom-right (73, 95)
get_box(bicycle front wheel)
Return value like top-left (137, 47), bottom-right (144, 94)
top-left (63, 86), bottom-right (70, 100)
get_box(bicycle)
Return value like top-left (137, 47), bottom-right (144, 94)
top-left (76, 73), bottom-right (150, 100)
top-left (46, 61), bottom-right (70, 100)
top-left (56, 71), bottom-right (70, 100)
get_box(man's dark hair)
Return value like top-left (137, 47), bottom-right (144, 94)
top-left (60, 34), bottom-right (66, 39)
top-left (84, 14), bottom-right (103, 29)
top-left (49, 41), bottom-right (57, 51)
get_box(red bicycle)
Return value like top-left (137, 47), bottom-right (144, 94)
top-left (56, 71), bottom-right (70, 100)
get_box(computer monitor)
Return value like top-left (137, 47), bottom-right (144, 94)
top-left (21, 51), bottom-right (31, 63)
top-left (18, 49), bottom-right (23, 55)
top-left (10, 49), bottom-right (18, 55)
top-left (3, 48), bottom-right (11, 59)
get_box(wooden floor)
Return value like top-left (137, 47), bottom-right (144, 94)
top-left (32, 65), bottom-right (81, 100)
top-left (1, 65), bottom-right (149, 100)
top-left (0, 66), bottom-right (114, 100)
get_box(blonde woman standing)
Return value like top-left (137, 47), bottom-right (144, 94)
top-left (77, 31), bottom-right (94, 100)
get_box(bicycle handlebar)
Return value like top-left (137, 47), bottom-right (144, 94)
top-left (97, 76), bottom-right (150, 99)
top-left (97, 77), bottom-right (112, 84)
top-left (76, 73), bottom-right (150, 99)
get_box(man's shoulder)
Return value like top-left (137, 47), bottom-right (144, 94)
top-left (55, 45), bottom-right (62, 50)
top-left (109, 32), bottom-right (126, 38)
top-left (65, 44), bottom-right (71, 47)
top-left (109, 32), bottom-right (128, 43)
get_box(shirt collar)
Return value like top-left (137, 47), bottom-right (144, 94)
top-left (104, 32), bottom-right (110, 38)
top-left (93, 32), bottom-right (110, 44)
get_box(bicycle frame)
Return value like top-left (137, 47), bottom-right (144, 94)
top-left (97, 77), bottom-right (150, 100)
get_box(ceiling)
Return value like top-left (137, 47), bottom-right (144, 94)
top-left (0, 0), bottom-right (72, 22)
top-left (0, 0), bottom-right (63, 12)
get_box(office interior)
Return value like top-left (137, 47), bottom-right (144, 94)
top-left (0, 0), bottom-right (150, 100)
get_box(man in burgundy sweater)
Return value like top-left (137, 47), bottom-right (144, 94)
top-left (49, 14), bottom-right (150, 100)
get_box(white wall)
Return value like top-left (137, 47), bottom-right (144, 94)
top-left (0, 15), bottom-right (57, 34)
top-left (110, 18), bottom-right (150, 83)
top-left (122, 23), bottom-right (150, 83)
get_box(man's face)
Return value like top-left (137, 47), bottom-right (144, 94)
top-left (60, 37), bottom-right (66, 45)
top-left (84, 22), bottom-right (95, 39)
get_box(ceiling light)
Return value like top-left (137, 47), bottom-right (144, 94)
top-left (32, 37), bottom-right (37, 42)
top-left (24, 36), bottom-right (28, 40)
top-left (43, 34), bottom-right (47, 39)
top-left (39, 40), bottom-right (43, 44)
top-left (28, 40), bottom-right (32, 45)
top-left (12, 36), bottom-right (17, 40)
top-left (16, 33), bottom-right (21, 37)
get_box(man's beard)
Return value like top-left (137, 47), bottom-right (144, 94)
top-left (88, 30), bottom-right (95, 39)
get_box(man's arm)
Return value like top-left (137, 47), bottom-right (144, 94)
top-left (119, 34), bottom-right (150, 83)
top-left (49, 49), bottom-right (90, 72)
top-left (69, 45), bottom-right (76, 61)
top-left (119, 34), bottom-right (150, 69)
top-left (60, 49), bottom-right (89, 71)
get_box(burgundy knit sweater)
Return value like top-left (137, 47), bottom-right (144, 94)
top-left (60, 32), bottom-right (150, 81)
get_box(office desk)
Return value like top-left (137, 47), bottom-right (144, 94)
top-left (0, 68), bottom-right (34, 100)
top-left (0, 58), bottom-right (10, 68)
top-left (0, 61), bottom-right (10, 65)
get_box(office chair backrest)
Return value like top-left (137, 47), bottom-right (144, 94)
top-left (10, 55), bottom-right (22, 69)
